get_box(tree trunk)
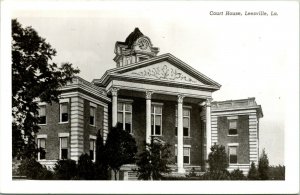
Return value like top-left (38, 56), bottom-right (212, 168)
top-left (114, 170), bottom-right (118, 180)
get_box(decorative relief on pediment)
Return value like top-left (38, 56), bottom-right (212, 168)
top-left (130, 64), bottom-right (200, 84)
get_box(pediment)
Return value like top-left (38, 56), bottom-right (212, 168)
top-left (95, 53), bottom-right (221, 90)
top-left (121, 61), bottom-right (204, 85)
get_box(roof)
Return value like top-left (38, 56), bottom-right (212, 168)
top-left (124, 28), bottom-right (144, 48)
top-left (212, 97), bottom-right (263, 118)
top-left (116, 28), bottom-right (144, 49)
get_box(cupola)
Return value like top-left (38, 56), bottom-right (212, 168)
top-left (113, 28), bottom-right (159, 67)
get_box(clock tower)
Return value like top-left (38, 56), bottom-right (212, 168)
top-left (113, 28), bottom-right (160, 67)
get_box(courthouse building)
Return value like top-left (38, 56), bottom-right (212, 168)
top-left (36, 28), bottom-right (263, 179)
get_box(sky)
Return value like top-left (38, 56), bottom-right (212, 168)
top-left (10, 1), bottom-right (299, 166)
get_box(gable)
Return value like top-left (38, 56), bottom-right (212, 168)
top-left (95, 53), bottom-right (221, 90)
top-left (122, 61), bottom-right (204, 85)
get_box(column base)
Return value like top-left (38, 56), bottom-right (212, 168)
top-left (205, 162), bottom-right (210, 171)
top-left (177, 167), bottom-right (186, 174)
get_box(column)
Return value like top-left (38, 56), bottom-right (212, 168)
top-left (177, 94), bottom-right (185, 173)
top-left (145, 90), bottom-right (153, 144)
top-left (206, 98), bottom-right (212, 160)
top-left (111, 87), bottom-right (119, 127)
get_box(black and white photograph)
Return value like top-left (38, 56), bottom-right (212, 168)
top-left (0, 0), bottom-right (299, 194)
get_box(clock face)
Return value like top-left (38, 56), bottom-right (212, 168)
top-left (138, 38), bottom-right (149, 50)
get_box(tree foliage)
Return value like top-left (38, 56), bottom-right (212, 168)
top-left (12, 19), bottom-right (80, 158)
top-left (53, 159), bottom-right (78, 180)
top-left (77, 153), bottom-right (95, 180)
top-left (104, 127), bottom-right (137, 180)
top-left (203, 144), bottom-right (230, 180)
top-left (201, 170), bottom-right (230, 180)
top-left (230, 169), bottom-right (245, 180)
top-left (268, 165), bottom-right (285, 180)
top-left (258, 149), bottom-right (269, 180)
top-left (136, 139), bottom-right (172, 180)
top-left (94, 130), bottom-right (108, 179)
top-left (208, 144), bottom-right (229, 172)
top-left (247, 161), bottom-right (259, 180)
top-left (18, 157), bottom-right (53, 179)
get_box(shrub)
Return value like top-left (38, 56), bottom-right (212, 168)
top-left (136, 140), bottom-right (171, 180)
top-left (18, 158), bottom-right (53, 180)
top-left (77, 153), bottom-right (95, 180)
top-left (53, 159), bottom-right (77, 180)
top-left (186, 167), bottom-right (197, 177)
top-left (38, 168), bottom-right (54, 180)
top-left (200, 170), bottom-right (230, 180)
top-left (248, 161), bottom-right (259, 180)
top-left (94, 163), bottom-right (109, 180)
top-left (230, 169), bottom-right (245, 180)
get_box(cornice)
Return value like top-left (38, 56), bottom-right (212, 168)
top-left (106, 74), bottom-right (220, 92)
top-left (94, 53), bottom-right (222, 91)
top-left (211, 105), bottom-right (263, 118)
top-left (61, 76), bottom-right (110, 103)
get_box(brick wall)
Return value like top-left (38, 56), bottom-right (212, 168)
top-left (38, 100), bottom-right (71, 160)
top-left (217, 115), bottom-right (250, 164)
top-left (37, 97), bottom-right (107, 161)
top-left (83, 99), bottom-right (104, 154)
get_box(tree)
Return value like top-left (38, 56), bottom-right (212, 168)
top-left (77, 153), bottom-right (95, 180)
top-left (53, 159), bottom-right (78, 180)
top-left (12, 19), bottom-right (80, 159)
top-left (247, 161), bottom-right (259, 180)
top-left (201, 144), bottom-right (231, 180)
top-left (208, 144), bottom-right (229, 172)
top-left (104, 127), bottom-right (137, 180)
top-left (268, 165), bottom-right (285, 180)
top-left (258, 149), bottom-right (269, 180)
top-left (94, 130), bottom-right (108, 179)
top-left (136, 139), bottom-right (172, 180)
top-left (18, 157), bottom-right (53, 180)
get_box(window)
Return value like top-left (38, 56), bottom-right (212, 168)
top-left (90, 139), bottom-right (96, 161)
top-left (60, 137), bottom-right (68, 159)
top-left (37, 138), bottom-right (46, 160)
top-left (228, 120), bottom-right (237, 135)
top-left (117, 102), bottom-right (132, 132)
top-left (90, 106), bottom-right (96, 126)
top-left (38, 105), bottom-right (46, 124)
top-left (175, 147), bottom-right (177, 163)
top-left (60, 103), bottom-right (69, 123)
top-left (229, 146), bottom-right (237, 164)
top-left (175, 107), bottom-right (190, 137)
top-left (151, 104), bottom-right (162, 136)
top-left (175, 146), bottom-right (191, 164)
top-left (183, 147), bottom-right (190, 164)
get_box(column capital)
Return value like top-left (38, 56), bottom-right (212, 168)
top-left (111, 87), bottom-right (119, 97)
top-left (177, 94), bottom-right (185, 104)
top-left (206, 98), bottom-right (212, 107)
top-left (145, 90), bottom-right (154, 100)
